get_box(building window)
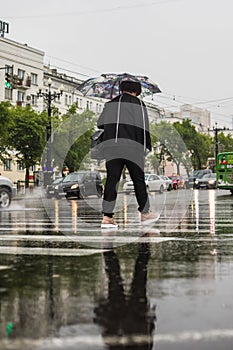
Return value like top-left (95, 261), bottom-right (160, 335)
top-left (18, 69), bottom-right (25, 80)
top-left (76, 98), bottom-right (83, 108)
top-left (31, 73), bottom-right (38, 85)
top-left (56, 94), bottom-right (61, 102)
top-left (69, 95), bottom-right (72, 105)
top-left (5, 64), bottom-right (13, 75)
top-left (31, 95), bottom-right (37, 106)
top-left (86, 101), bottom-right (90, 110)
top-left (17, 91), bottom-right (25, 105)
top-left (4, 159), bottom-right (12, 171)
top-left (17, 161), bottom-right (24, 171)
top-left (65, 94), bottom-right (68, 105)
top-left (96, 103), bottom-right (102, 113)
top-left (5, 88), bottom-right (12, 100)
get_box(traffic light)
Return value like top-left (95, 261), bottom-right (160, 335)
top-left (5, 72), bottom-right (12, 88)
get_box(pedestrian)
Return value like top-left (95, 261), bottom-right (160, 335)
top-left (97, 80), bottom-right (160, 228)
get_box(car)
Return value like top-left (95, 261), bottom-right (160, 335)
top-left (123, 173), bottom-right (166, 194)
top-left (187, 169), bottom-right (212, 189)
top-left (0, 175), bottom-right (14, 208)
top-left (45, 177), bottom-right (63, 198)
top-left (159, 175), bottom-right (173, 191)
top-left (194, 173), bottom-right (216, 189)
top-left (55, 171), bottom-right (103, 199)
top-left (168, 175), bottom-right (185, 190)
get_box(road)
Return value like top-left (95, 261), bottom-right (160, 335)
top-left (0, 188), bottom-right (233, 350)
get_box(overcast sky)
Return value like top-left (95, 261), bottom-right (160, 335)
top-left (2, 0), bottom-right (233, 128)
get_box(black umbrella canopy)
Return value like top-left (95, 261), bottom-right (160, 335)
top-left (77, 72), bottom-right (161, 99)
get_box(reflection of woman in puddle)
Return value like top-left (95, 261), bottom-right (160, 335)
top-left (94, 243), bottom-right (156, 349)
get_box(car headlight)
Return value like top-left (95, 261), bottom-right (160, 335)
top-left (54, 185), bottom-right (59, 189)
top-left (208, 180), bottom-right (215, 184)
top-left (195, 179), bottom-right (199, 184)
top-left (71, 184), bottom-right (79, 189)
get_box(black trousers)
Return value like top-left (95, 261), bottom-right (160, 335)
top-left (103, 158), bottom-right (150, 216)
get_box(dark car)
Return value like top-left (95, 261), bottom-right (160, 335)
top-left (187, 169), bottom-right (212, 189)
top-left (46, 177), bottom-right (63, 198)
top-left (194, 173), bottom-right (216, 189)
top-left (56, 171), bottom-right (103, 199)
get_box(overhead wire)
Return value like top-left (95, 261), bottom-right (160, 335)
top-left (44, 54), bottom-right (233, 126)
top-left (3, 0), bottom-right (185, 20)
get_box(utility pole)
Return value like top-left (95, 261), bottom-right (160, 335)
top-left (208, 123), bottom-right (232, 169)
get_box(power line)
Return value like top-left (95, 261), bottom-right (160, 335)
top-left (3, 0), bottom-right (185, 20)
top-left (45, 55), bottom-right (101, 75)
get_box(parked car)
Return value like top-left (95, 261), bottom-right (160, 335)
top-left (159, 175), bottom-right (172, 191)
top-left (194, 173), bottom-right (216, 189)
top-left (46, 177), bottom-right (63, 198)
top-left (0, 175), bottom-right (14, 208)
top-left (55, 171), bottom-right (103, 199)
top-left (123, 173), bottom-right (166, 194)
top-left (187, 169), bottom-right (212, 188)
top-left (168, 175), bottom-right (185, 190)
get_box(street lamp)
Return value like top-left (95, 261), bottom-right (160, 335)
top-left (37, 78), bottom-right (64, 187)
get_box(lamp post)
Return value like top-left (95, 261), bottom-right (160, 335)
top-left (37, 78), bottom-right (64, 187)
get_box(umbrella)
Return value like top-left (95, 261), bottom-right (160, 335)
top-left (77, 72), bottom-right (161, 99)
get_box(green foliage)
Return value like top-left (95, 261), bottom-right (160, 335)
top-left (51, 106), bottom-right (96, 172)
top-left (7, 106), bottom-right (47, 168)
top-left (0, 101), bottom-right (13, 160)
top-left (173, 119), bottom-right (212, 170)
top-left (150, 121), bottom-right (192, 174)
top-left (217, 132), bottom-right (233, 153)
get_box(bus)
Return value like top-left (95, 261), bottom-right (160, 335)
top-left (216, 152), bottom-right (233, 194)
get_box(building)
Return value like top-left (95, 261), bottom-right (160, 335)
top-left (163, 104), bottom-right (211, 132)
top-left (0, 36), bottom-right (109, 183)
top-left (0, 36), bottom-right (44, 109)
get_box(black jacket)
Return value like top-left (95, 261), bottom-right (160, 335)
top-left (97, 93), bottom-right (152, 153)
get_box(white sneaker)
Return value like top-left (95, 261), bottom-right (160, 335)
top-left (101, 216), bottom-right (118, 229)
top-left (141, 212), bottom-right (160, 225)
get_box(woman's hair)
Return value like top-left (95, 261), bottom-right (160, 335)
top-left (120, 80), bottom-right (142, 96)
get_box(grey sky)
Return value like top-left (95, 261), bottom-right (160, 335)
top-left (2, 0), bottom-right (233, 128)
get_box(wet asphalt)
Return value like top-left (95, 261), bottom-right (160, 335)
top-left (0, 188), bottom-right (233, 350)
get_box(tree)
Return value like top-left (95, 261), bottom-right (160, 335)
top-left (150, 121), bottom-right (191, 175)
top-left (51, 106), bottom-right (96, 173)
top-left (7, 106), bottom-right (47, 187)
top-left (217, 132), bottom-right (233, 153)
top-left (0, 101), bottom-right (12, 161)
top-left (173, 119), bottom-right (212, 171)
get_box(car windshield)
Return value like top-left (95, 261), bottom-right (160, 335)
top-left (62, 173), bottom-right (84, 183)
top-left (191, 170), bottom-right (201, 176)
top-left (53, 178), bottom-right (62, 184)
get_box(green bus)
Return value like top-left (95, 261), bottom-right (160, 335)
top-left (216, 152), bottom-right (233, 194)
